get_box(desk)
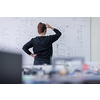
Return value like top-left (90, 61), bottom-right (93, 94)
top-left (22, 62), bottom-right (100, 84)
top-left (22, 67), bottom-right (100, 84)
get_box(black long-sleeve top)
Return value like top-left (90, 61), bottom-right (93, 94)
top-left (22, 28), bottom-right (62, 61)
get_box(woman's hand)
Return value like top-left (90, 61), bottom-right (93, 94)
top-left (46, 23), bottom-right (54, 30)
top-left (30, 54), bottom-right (37, 58)
top-left (46, 24), bottom-right (51, 28)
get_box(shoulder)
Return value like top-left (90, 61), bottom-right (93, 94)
top-left (31, 37), bottom-right (38, 40)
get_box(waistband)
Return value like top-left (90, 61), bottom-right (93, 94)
top-left (35, 56), bottom-right (50, 61)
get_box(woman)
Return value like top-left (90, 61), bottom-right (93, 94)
top-left (22, 22), bottom-right (61, 65)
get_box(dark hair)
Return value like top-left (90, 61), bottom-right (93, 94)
top-left (37, 22), bottom-right (47, 34)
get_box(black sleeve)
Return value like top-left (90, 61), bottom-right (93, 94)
top-left (22, 39), bottom-right (33, 55)
top-left (50, 28), bottom-right (62, 43)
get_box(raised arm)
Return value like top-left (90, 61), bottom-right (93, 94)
top-left (46, 23), bottom-right (54, 30)
top-left (46, 23), bottom-right (62, 43)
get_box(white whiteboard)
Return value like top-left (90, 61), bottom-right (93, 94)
top-left (0, 17), bottom-right (90, 65)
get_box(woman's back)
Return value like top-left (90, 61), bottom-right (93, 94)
top-left (22, 23), bottom-right (61, 65)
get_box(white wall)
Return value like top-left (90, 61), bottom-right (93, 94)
top-left (91, 17), bottom-right (100, 61)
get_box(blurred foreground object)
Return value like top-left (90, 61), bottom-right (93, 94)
top-left (0, 51), bottom-right (22, 84)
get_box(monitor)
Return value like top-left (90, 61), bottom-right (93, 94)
top-left (0, 51), bottom-right (22, 84)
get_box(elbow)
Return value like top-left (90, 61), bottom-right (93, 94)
top-left (58, 29), bottom-right (62, 36)
top-left (22, 45), bottom-right (25, 51)
top-left (59, 32), bottom-right (62, 37)
top-left (60, 32), bottom-right (62, 36)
